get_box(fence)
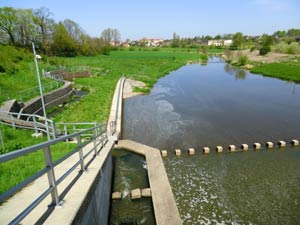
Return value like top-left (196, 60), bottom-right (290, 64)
top-left (0, 110), bottom-right (56, 139)
top-left (0, 123), bottom-right (107, 225)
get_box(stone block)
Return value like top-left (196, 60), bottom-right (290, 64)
top-left (161, 150), bottom-right (168, 157)
top-left (175, 149), bottom-right (181, 156)
top-left (203, 147), bottom-right (210, 154)
top-left (215, 146), bottom-right (223, 153)
top-left (131, 188), bottom-right (141, 199)
top-left (278, 140), bottom-right (286, 148)
top-left (266, 142), bottom-right (274, 149)
top-left (188, 148), bottom-right (195, 155)
top-left (228, 145), bottom-right (236, 152)
top-left (253, 143), bottom-right (261, 150)
top-left (141, 188), bottom-right (152, 197)
top-left (291, 139), bottom-right (299, 146)
top-left (241, 144), bottom-right (248, 151)
top-left (112, 192), bottom-right (122, 200)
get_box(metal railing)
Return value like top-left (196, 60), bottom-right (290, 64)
top-left (55, 122), bottom-right (101, 138)
top-left (0, 123), bottom-right (107, 225)
top-left (0, 110), bottom-right (56, 139)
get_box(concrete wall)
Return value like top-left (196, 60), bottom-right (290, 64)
top-left (72, 155), bottom-right (113, 225)
top-left (22, 81), bottom-right (73, 115)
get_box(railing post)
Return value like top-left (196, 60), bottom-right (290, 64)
top-left (76, 135), bottom-right (85, 171)
top-left (43, 146), bottom-right (59, 205)
top-left (93, 129), bottom-right (97, 155)
top-left (52, 120), bottom-right (56, 139)
top-left (33, 116), bottom-right (38, 134)
top-left (64, 124), bottom-right (68, 142)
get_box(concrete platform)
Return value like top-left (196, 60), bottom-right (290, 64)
top-left (116, 139), bottom-right (182, 225)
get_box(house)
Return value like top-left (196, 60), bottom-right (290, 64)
top-left (207, 40), bottom-right (223, 46)
top-left (224, 40), bottom-right (233, 46)
top-left (143, 38), bottom-right (164, 47)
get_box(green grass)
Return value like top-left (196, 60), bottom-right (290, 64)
top-left (251, 63), bottom-right (300, 82)
top-left (0, 141), bottom-right (76, 194)
top-left (0, 45), bottom-right (63, 104)
top-left (51, 50), bottom-right (203, 122)
top-left (0, 125), bottom-right (47, 154)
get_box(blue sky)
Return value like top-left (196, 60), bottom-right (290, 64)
top-left (1, 0), bottom-right (299, 40)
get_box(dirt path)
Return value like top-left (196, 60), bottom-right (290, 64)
top-left (123, 79), bottom-right (146, 99)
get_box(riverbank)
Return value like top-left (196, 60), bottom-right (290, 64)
top-left (223, 49), bottom-right (300, 82)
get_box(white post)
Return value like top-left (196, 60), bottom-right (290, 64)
top-left (32, 42), bottom-right (50, 141)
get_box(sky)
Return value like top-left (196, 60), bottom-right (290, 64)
top-left (1, 0), bottom-right (300, 40)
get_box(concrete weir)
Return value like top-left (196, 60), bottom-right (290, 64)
top-left (116, 140), bottom-right (182, 225)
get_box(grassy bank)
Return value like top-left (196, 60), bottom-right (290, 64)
top-left (0, 45), bottom-right (63, 104)
top-left (251, 63), bottom-right (300, 82)
top-left (51, 50), bottom-right (203, 122)
top-left (0, 141), bottom-right (76, 194)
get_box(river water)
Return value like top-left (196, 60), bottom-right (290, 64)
top-left (123, 57), bottom-right (300, 150)
top-left (120, 57), bottom-right (300, 224)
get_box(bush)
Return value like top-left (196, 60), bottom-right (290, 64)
top-left (0, 65), bottom-right (5, 73)
top-left (238, 54), bottom-right (248, 66)
top-left (229, 45), bottom-right (238, 50)
top-left (259, 46), bottom-right (271, 55)
top-left (287, 42), bottom-right (300, 54)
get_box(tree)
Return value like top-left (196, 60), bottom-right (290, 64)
top-left (33, 7), bottom-right (54, 52)
top-left (16, 9), bottom-right (35, 47)
top-left (101, 28), bottom-right (120, 45)
top-left (0, 7), bottom-right (18, 44)
top-left (172, 32), bottom-right (180, 47)
top-left (51, 22), bottom-right (77, 57)
top-left (63, 19), bottom-right (84, 43)
top-left (232, 32), bottom-right (243, 49)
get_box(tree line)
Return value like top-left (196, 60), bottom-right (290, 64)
top-left (0, 7), bottom-right (121, 56)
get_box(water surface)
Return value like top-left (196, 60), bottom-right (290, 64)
top-left (123, 57), bottom-right (300, 150)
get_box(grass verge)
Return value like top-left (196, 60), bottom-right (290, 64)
top-left (251, 63), bottom-right (300, 82)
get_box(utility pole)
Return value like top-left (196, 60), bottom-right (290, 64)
top-left (32, 42), bottom-right (50, 141)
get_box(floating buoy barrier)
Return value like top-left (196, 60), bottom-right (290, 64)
top-left (278, 140), bottom-right (286, 148)
top-left (161, 150), bottom-right (168, 157)
top-left (228, 145), bottom-right (236, 152)
top-left (291, 139), bottom-right (299, 146)
top-left (112, 192), bottom-right (122, 200)
top-left (188, 148), bottom-right (195, 155)
top-left (266, 142), bottom-right (274, 149)
top-left (216, 146), bottom-right (223, 153)
top-left (253, 143), bottom-right (261, 150)
top-left (131, 188), bottom-right (142, 199)
top-left (203, 147), bottom-right (210, 154)
top-left (241, 144), bottom-right (249, 151)
top-left (175, 149), bottom-right (181, 156)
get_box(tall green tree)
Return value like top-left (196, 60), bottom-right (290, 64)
top-left (33, 7), bottom-right (54, 52)
top-left (0, 7), bottom-right (18, 44)
top-left (232, 32), bottom-right (244, 49)
top-left (16, 9), bottom-right (35, 47)
top-left (51, 22), bottom-right (77, 57)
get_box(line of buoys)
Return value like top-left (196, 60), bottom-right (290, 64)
top-left (162, 139), bottom-right (299, 157)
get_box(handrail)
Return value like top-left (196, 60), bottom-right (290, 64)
top-left (0, 123), bottom-right (107, 225)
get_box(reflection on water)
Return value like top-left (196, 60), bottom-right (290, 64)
top-left (109, 150), bottom-right (155, 225)
top-left (164, 147), bottom-right (300, 225)
top-left (123, 57), bottom-right (300, 150)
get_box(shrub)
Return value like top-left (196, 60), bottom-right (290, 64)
top-left (287, 42), bottom-right (300, 54)
top-left (259, 46), bottom-right (271, 55)
top-left (229, 45), bottom-right (238, 50)
top-left (238, 54), bottom-right (248, 66)
top-left (0, 65), bottom-right (5, 73)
